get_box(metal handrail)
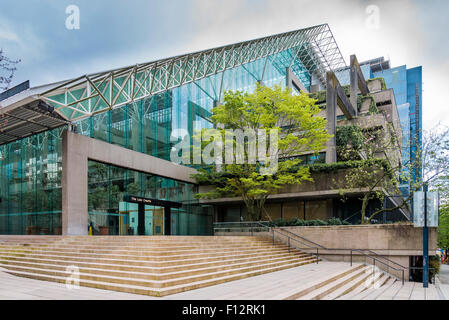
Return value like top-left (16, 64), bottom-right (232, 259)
top-left (277, 227), bottom-right (326, 249)
top-left (271, 227), bottom-right (406, 285)
top-left (215, 221), bottom-right (435, 286)
top-left (361, 248), bottom-right (408, 270)
top-left (349, 248), bottom-right (405, 285)
top-left (213, 221), bottom-right (271, 236)
top-left (409, 267), bottom-right (436, 284)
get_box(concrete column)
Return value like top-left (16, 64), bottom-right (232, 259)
top-left (326, 199), bottom-right (334, 219)
top-left (61, 130), bottom-right (198, 235)
top-left (325, 72), bottom-right (337, 163)
top-left (285, 67), bottom-right (308, 93)
top-left (286, 68), bottom-right (292, 90)
top-left (62, 130), bottom-right (88, 235)
top-left (350, 56), bottom-right (358, 117)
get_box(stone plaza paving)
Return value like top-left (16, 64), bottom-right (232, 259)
top-left (0, 263), bottom-right (446, 300)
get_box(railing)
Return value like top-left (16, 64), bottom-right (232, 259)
top-left (409, 267), bottom-right (436, 285)
top-left (213, 221), bottom-right (270, 236)
top-left (271, 226), bottom-right (406, 285)
top-left (215, 221), bottom-right (436, 286)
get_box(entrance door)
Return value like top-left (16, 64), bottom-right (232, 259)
top-left (118, 201), bottom-right (165, 235)
top-left (151, 206), bottom-right (164, 235)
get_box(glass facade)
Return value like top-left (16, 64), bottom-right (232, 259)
top-left (335, 61), bottom-right (423, 195)
top-left (88, 160), bottom-right (212, 235)
top-left (0, 46), bottom-right (312, 235)
top-left (0, 127), bottom-right (65, 235)
top-left (373, 66), bottom-right (423, 193)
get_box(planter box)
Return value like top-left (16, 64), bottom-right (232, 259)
top-left (99, 226), bottom-right (110, 235)
top-left (26, 226), bottom-right (41, 235)
top-left (53, 227), bottom-right (62, 235)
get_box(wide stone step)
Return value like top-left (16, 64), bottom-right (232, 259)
top-left (0, 249), bottom-right (307, 268)
top-left (336, 269), bottom-right (390, 300)
top-left (298, 266), bottom-right (372, 300)
top-left (0, 250), bottom-right (309, 272)
top-left (0, 236), bottom-right (272, 245)
top-left (283, 264), bottom-right (366, 300)
top-left (0, 235), bottom-right (321, 296)
top-left (0, 246), bottom-right (299, 262)
top-left (0, 239), bottom-right (275, 248)
top-left (0, 242), bottom-right (284, 255)
top-left (358, 277), bottom-right (396, 300)
top-left (1, 256), bottom-right (316, 289)
top-left (3, 259), bottom-right (313, 297)
top-left (347, 273), bottom-right (391, 300)
top-left (0, 254), bottom-right (313, 281)
top-left (321, 270), bottom-right (374, 300)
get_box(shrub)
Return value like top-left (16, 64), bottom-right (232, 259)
top-left (430, 255), bottom-right (441, 280)
top-left (272, 218), bottom-right (286, 227)
top-left (269, 217), bottom-right (352, 227)
top-left (327, 217), bottom-right (343, 225)
top-left (305, 219), bottom-right (328, 226)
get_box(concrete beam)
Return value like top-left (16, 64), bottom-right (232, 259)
top-left (349, 55), bottom-right (370, 115)
top-left (326, 72), bottom-right (337, 163)
top-left (286, 67), bottom-right (309, 93)
top-left (325, 72), bottom-right (357, 163)
top-left (62, 130), bottom-right (198, 235)
top-left (335, 82), bottom-right (356, 119)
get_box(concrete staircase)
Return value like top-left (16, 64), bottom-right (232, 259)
top-left (0, 236), bottom-right (318, 297)
top-left (284, 263), bottom-right (395, 300)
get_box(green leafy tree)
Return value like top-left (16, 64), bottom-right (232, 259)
top-left (192, 83), bottom-right (330, 221)
top-left (338, 122), bottom-right (449, 224)
top-left (438, 205), bottom-right (449, 249)
top-left (0, 49), bottom-right (20, 91)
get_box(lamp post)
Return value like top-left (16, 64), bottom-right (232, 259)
top-left (423, 182), bottom-right (429, 288)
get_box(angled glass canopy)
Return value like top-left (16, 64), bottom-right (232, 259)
top-left (38, 24), bottom-right (346, 122)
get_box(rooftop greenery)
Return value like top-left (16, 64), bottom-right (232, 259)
top-left (366, 77), bottom-right (387, 90)
top-left (308, 77), bottom-right (386, 114)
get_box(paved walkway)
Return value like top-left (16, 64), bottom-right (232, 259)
top-left (0, 263), bottom-right (351, 300)
top-left (437, 264), bottom-right (449, 284)
top-left (0, 264), bottom-right (445, 300)
top-left (436, 264), bottom-right (449, 299)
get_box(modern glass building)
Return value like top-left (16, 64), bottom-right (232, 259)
top-left (0, 24), bottom-right (346, 235)
top-left (335, 57), bottom-right (423, 195)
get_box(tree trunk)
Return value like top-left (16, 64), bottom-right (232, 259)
top-left (360, 195), bottom-right (369, 225)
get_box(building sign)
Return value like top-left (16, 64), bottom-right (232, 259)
top-left (123, 195), bottom-right (182, 208)
top-left (413, 191), bottom-right (439, 227)
top-left (127, 196), bottom-right (152, 205)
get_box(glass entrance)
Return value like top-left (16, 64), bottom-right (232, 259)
top-left (118, 201), bottom-right (164, 235)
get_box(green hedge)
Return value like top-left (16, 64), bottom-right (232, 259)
top-left (357, 95), bottom-right (379, 114)
top-left (269, 217), bottom-right (350, 227)
top-left (307, 158), bottom-right (391, 174)
top-left (367, 77), bottom-right (387, 90)
top-left (336, 125), bottom-right (364, 149)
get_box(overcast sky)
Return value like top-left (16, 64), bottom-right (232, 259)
top-left (0, 0), bottom-right (447, 130)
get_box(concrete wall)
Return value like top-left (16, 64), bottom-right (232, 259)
top-left (274, 224), bottom-right (437, 280)
top-left (62, 130), bottom-right (198, 236)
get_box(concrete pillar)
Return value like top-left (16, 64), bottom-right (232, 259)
top-left (62, 130), bottom-right (88, 235)
top-left (350, 55), bottom-right (358, 117)
top-left (325, 72), bottom-right (337, 163)
top-left (286, 68), bottom-right (292, 90)
top-left (326, 199), bottom-right (334, 219)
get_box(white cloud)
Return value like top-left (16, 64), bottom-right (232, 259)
top-left (2, 1), bottom-right (444, 130)
top-left (181, 0), bottom-right (444, 129)
top-left (0, 29), bottom-right (19, 42)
